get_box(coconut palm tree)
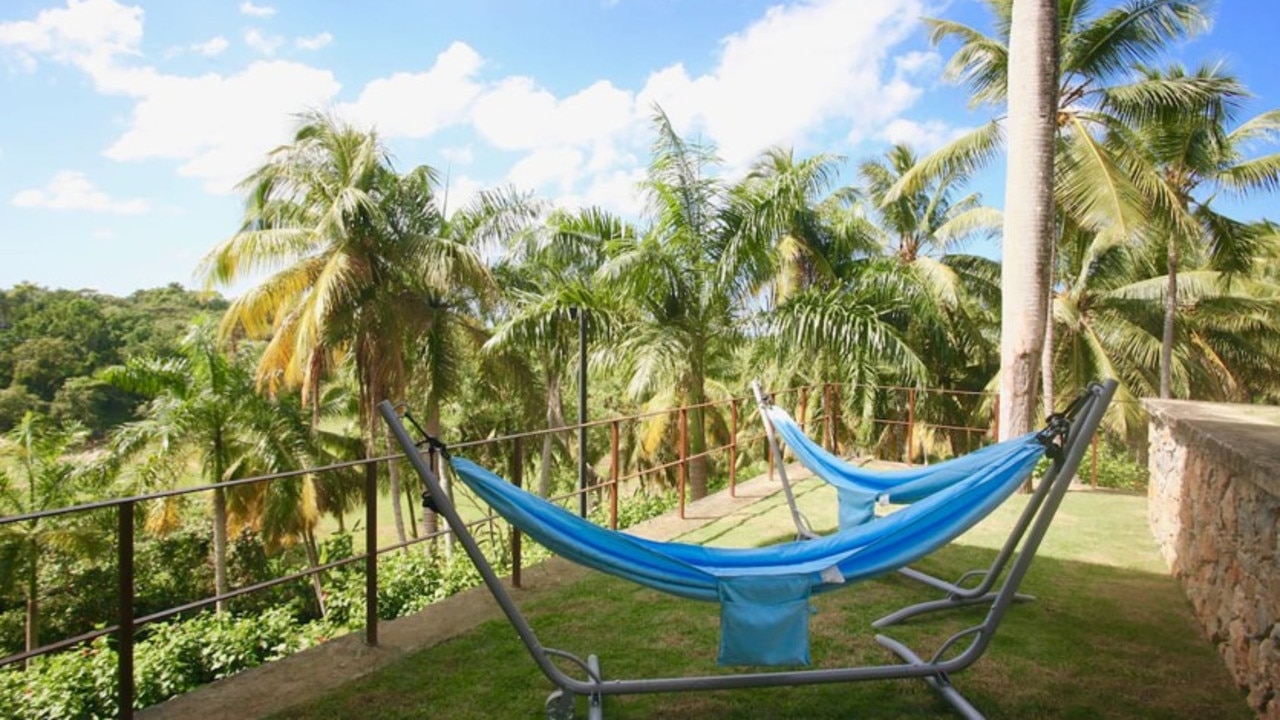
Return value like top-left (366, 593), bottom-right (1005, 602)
top-left (899, 0), bottom-right (1213, 433)
top-left (200, 113), bottom-right (495, 547)
top-left (1114, 64), bottom-right (1280, 398)
top-left (0, 413), bottom-right (104, 663)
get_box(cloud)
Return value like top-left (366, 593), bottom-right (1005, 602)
top-left (337, 41), bottom-right (483, 139)
top-left (295, 32), bottom-right (332, 51)
top-left (244, 28), bottom-right (283, 55)
top-left (104, 61), bottom-right (342, 192)
top-left (92, 228), bottom-right (118, 239)
top-left (637, 0), bottom-right (928, 168)
top-left (12, 170), bottom-right (149, 214)
top-left (0, 0), bottom-right (143, 75)
top-left (238, 2), bottom-right (275, 18)
top-left (879, 118), bottom-right (972, 153)
top-left (191, 35), bottom-right (229, 57)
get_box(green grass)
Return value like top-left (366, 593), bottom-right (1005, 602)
top-left (269, 482), bottom-right (1248, 720)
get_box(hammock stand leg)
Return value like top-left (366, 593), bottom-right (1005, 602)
top-left (378, 380), bottom-right (1116, 720)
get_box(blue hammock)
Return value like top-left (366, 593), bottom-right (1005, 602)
top-left (762, 404), bottom-right (1036, 529)
top-left (447, 433), bottom-right (1045, 666)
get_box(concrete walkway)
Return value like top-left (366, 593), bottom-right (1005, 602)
top-left (138, 464), bottom-right (815, 720)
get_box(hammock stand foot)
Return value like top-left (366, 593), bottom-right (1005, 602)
top-left (876, 635), bottom-right (986, 720)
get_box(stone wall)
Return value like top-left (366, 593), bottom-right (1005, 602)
top-left (1146, 399), bottom-right (1280, 718)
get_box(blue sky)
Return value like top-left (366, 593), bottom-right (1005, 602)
top-left (1, 0), bottom-right (1277, 297)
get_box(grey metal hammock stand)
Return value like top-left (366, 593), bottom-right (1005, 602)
top-left (750, 382), bottom-right (1046, 627)
top-left (379, 379), bottom-right (1116, 720)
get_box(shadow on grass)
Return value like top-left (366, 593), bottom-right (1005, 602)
top-left (269, 541), bottom-right (1248, 720)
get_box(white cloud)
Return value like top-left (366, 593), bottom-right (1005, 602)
top-left (895, 50), bottom-right (941, 76)
top-left (440, 145), bottom-right (474, 166)
top-left (472, 77), bottom-right (635, 151)
top-left (0, 0), bottom-right (143, 75)
top-left (295, 32), bottom-right (332, 51)
top-left (244, 28), bottom-right (283, 56)
top-left (92, 228), bottom-right (118, 239)
top-left (104, 61), bottom-right (342, 192)
top-left (337, 41), bottom-right (483, 139)
top-left (507, 146), bottom-right (584, 192)
top-left (637, 0), bottom-right (928, 168)
top-left (12, 170), bottom-right (149, 214)
top-left (239, 2), bottom-right (275, 18)
top-left (879, 118), bottom-right (972, 153)
top-left (191, 35), bottom-right (229, 57)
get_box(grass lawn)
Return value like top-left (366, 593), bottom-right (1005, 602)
top-left (269, 478), bottom-right (1248, 719)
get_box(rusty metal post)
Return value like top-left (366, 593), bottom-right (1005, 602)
top-left (511, 436), bottom-right (523, 587)
top-left (678, 407), bottom-right (688, 519)
top-left (822, 383), bottom-right (832, 451)
top-left (609, 420), bottom-right (620, 530)
top-left (117, 502), bottom-right (135, 720)
top-left (364, 459), bottom-right (378, 646)
top-left (729, 399), bottom-right (738, 498)
top-left (992, 394), bottom-right (1000, 439)
top-left (831, 383), bottom-right (840, 455)
top-left (797, 385), bottom-right (809, 434)
top-left (906, 388), bottom-right (917, 466)
top-left (766, 393), bottom-right (776, 481)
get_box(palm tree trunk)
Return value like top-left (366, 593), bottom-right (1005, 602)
top-left (212, 486), bottom-right (230, 614)
top-left (302, 527), bottom-right (327, 617)
top-left (24, 546), bottom-right (37, 669)
top-left (687, 366), bottom-right (709, 501)
top-left (385, 426), bottom-right (409, 549)
top-left (1161, 238), bottom-right (1178, 399)
top-left (1041, 243), bottom-right (1057, 416)
top-left (421, 398), bottom-right (442, 547)
top-left (998, 0), bottom-right (1058, 441)
top-left (540, 373), bottom-right (565, 498)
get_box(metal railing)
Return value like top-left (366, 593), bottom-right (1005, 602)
top-left (0, 381), bottom-right (1115, 718)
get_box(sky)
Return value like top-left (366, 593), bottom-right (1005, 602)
top-left (1, 0), bottom-right (1278, 297)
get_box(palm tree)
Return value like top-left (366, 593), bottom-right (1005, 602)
top-left (597, 109), bottom-right (744, 501)
top-left (999, 0), bottom-right (1059, 439)
top-left (200, 113), bottom-right (494, 547)
top-left (486, 207), bottom-right (624, 498)
top-left (0, 413), bottom-right (104, 664)
top-left (1115, 64), bottom-right (1280, 398)
top-left (104, 322), bottom-right (283, 613)
top-left (899, 0), bottom-right (1214, 432)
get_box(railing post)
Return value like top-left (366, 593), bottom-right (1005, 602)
top-left (364, 459), bottom-right (378, 646)
top-left (609, 421), bottom-right (620, 530)
top-left (678, 407), bottom-right (688, 519)
top-left (766, 393), bottom-right (776, 482)
top-left (117, 502), bottom-right (135, 720)
top-left (1091, 432), bottom-right (1099, 489)
top-left (797, 385), bottom-right (809, 434)
top-left (906, 387), bottom-right (917, 466)
top-left (511, 436), bottom-right (523, 587)
top-left (729, 399), bottom-right (738, 498)
top-left (992, 393), bottom-right (1000, 439)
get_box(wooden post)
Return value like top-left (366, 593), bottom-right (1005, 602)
top-left (906, 388), bottom-right (917, 466)
top-left (117, 502), bottom-right (135, 720)
top-left (729, 399), bottom-right (738, 498)
top-left (678, 407), bottom-right (688, 519)
top-left (364, 459), bottom-right (378, 646)
top-left (511, 436), bottom-right (523, 587)
top-left (610, 421), bottom-right (620, 530)
top-left (1091, 432), bottom-right (1099, 490)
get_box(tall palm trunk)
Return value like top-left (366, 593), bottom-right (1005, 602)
top-left (421, 396), bottom-right (442, 544)
top-left (211, 485), bottom-right (229, 614)
top-left (382, 424), bottom-right (408, 548)
top-left (1161, 237), bottom-right (1178, 399)
top-left (686, 362), bottom-right (709, 501)
top-left (24, 545), bottom-right (37, 669)
top-left (1041, 243), bottom-right (1058, 415)
top-left (302, 527), bottom-right (327, 617)
top-left (540, 371), bottom-right (565, 498)
top-left (998, 0), bottom-right (1058, 441)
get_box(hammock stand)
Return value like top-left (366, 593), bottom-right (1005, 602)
top-left (752, 382), bottom-right (1083, 626)
top-left (379, 379), bottom-right (1115, 720)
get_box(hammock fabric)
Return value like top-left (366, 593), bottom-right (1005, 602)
top-left (446, 433), bottom-right (1045, 666)
top-left (762, 405), bottom-right (1039, 529)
